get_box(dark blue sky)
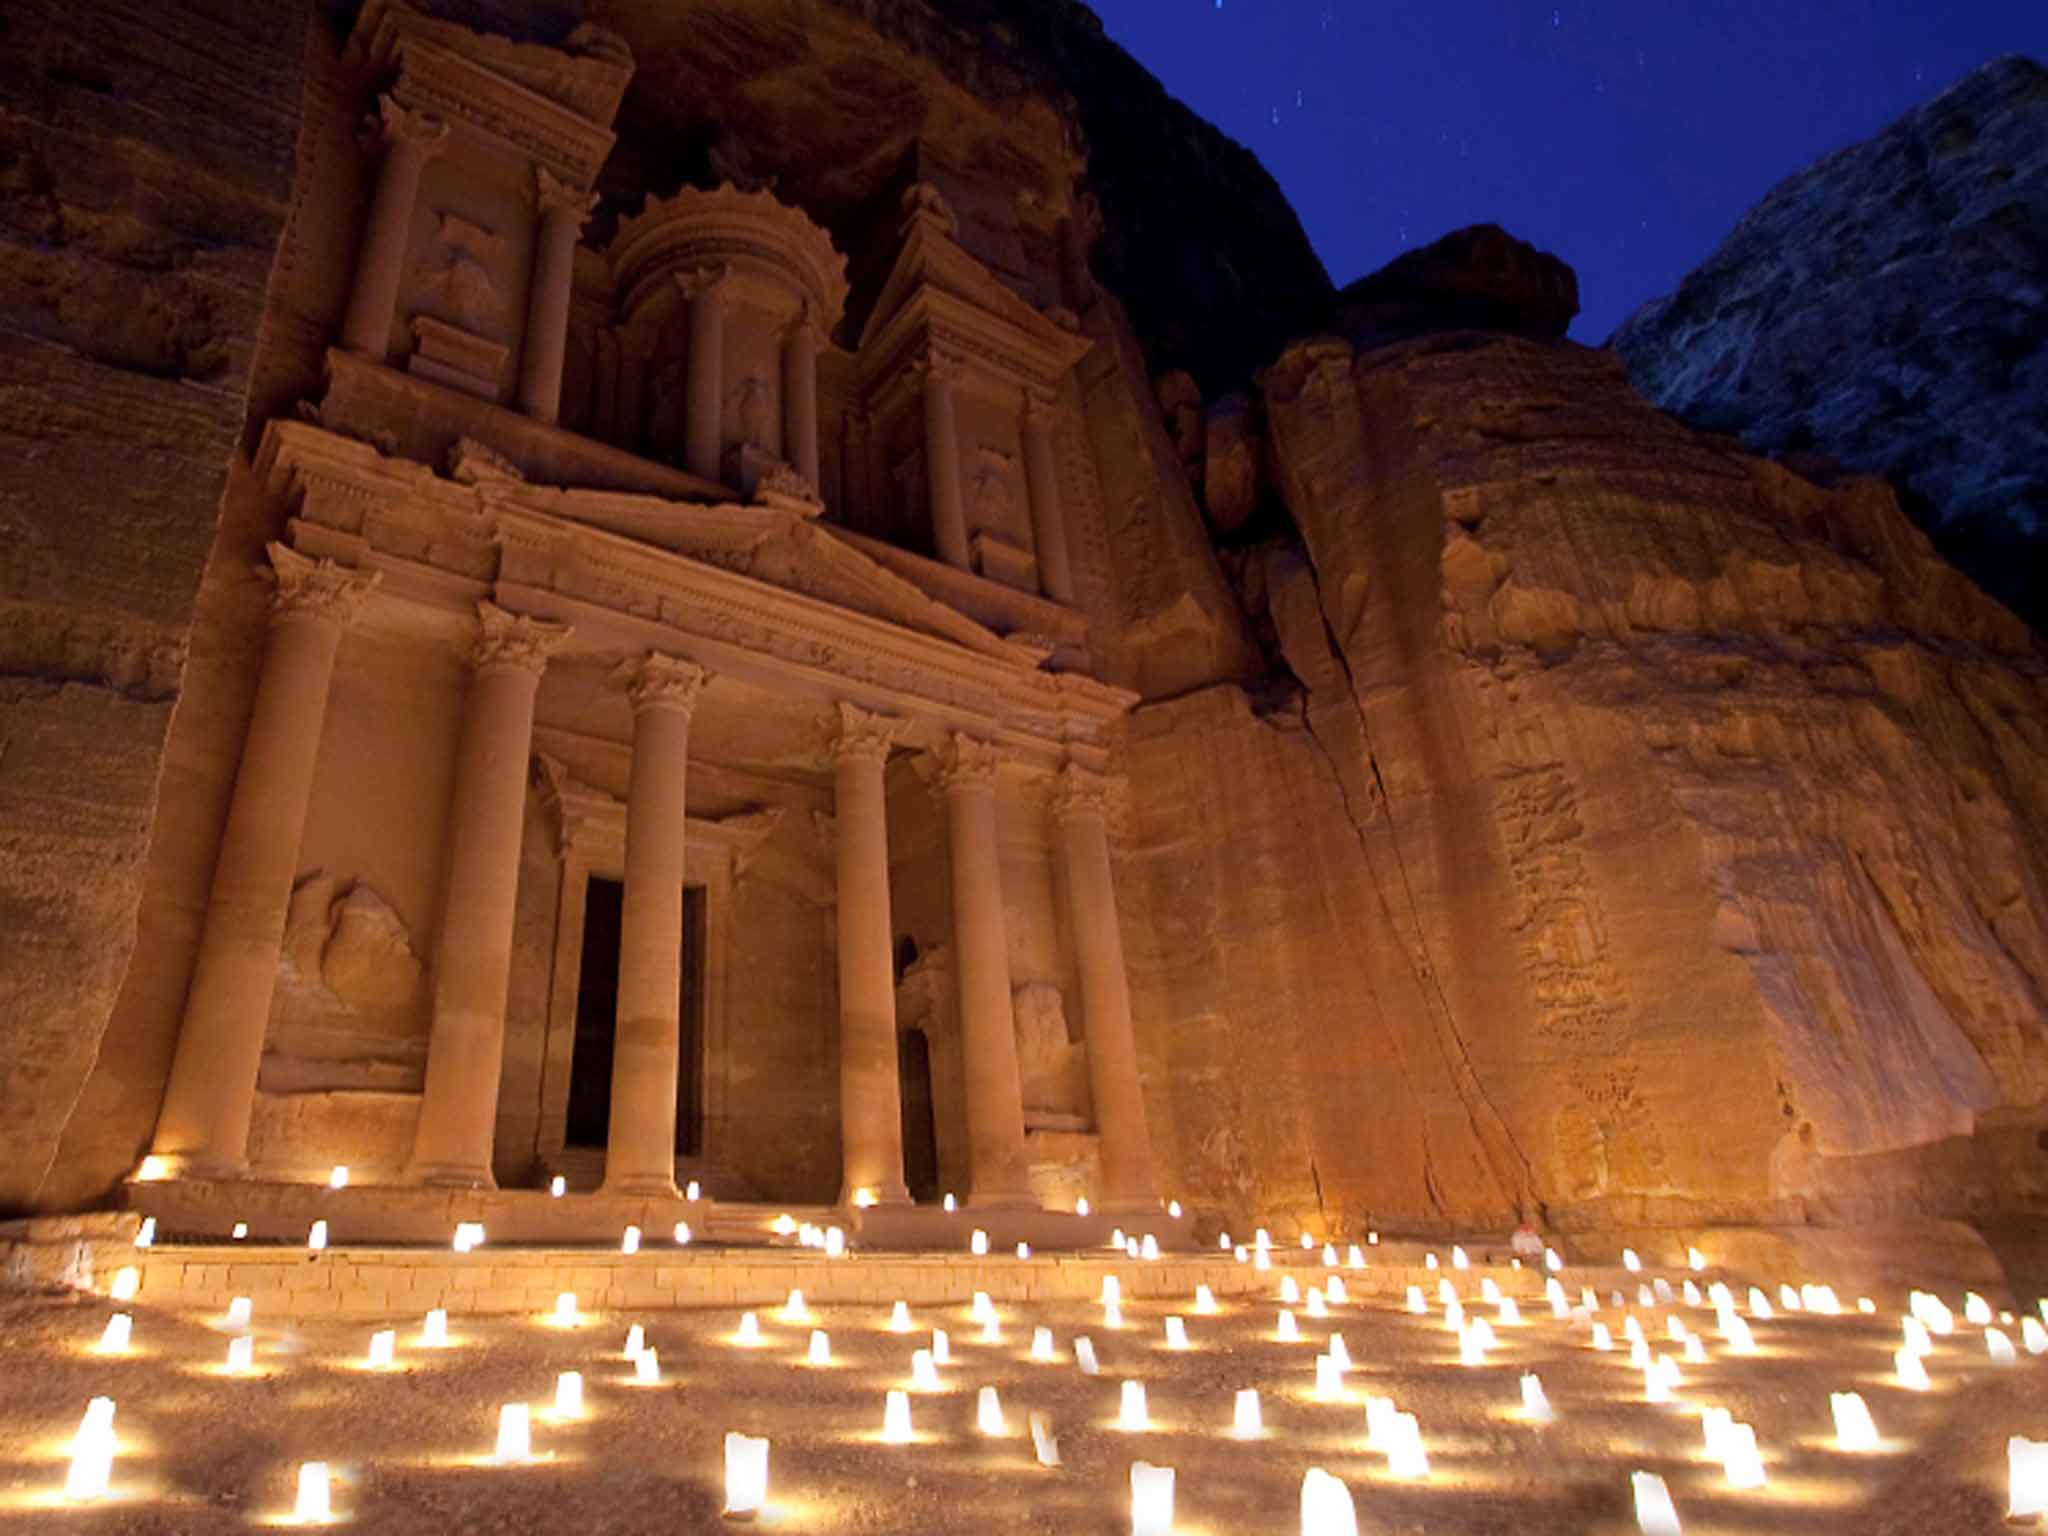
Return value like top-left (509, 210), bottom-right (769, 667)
top-left (1084, 1), bottom-right (2048, 340)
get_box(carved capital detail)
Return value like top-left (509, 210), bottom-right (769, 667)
top-left (907, 348), bottom-right (965, 390)
top-left (364, 93), bottom-right (450, 158)
top-left (1048, 764), bottom-right (1111, 824)
top-left (533, 165), bottom-right (598, 224)
top-left (674, 264), bottom-right (732, 305)
top-left (1020, 385), bottom-right (1062, 429)
top-left (831, 701), bottom-right (902, 765)
top-left (472, 601), bottom-right (570, 678)
top-left (621, 651), bottom-right (710, 715)
top-left (930, 732), bottom-right (1001, 795)
top-left (899, 180), bottom-right (959, 238)
top-left (266, 543), bottom-right (379, 629)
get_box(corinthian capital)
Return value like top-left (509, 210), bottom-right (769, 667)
top-left (1048, 764), bottom-right (1111, 824)
top-left (534, 166), bottom-right (599, 224)
top-left (621, 652), bottom-right (710, 715)
top-left (907, 348), bottom-right (964, 390)
top-left (363, 94), bottom-right (450, 157)
top-left (830, 701), bottom-right (902, 765)
top-left (929, 733), bottom-right (1001, 796)
top-left (472, 601), bottom-right (571, 678)
top-left (674, 265), bottom-right (731, 305)
top-left (266, 543), bottom-right (379, 629)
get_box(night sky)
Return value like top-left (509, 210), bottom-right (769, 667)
top-left (1083, 1), bottom-right (2048, 341)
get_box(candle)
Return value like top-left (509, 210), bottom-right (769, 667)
top-left (723, 1432), bottom-right (768, 1516)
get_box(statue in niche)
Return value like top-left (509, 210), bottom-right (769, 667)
top-left (969, 445), bottom-right (1018, 536)
top-left (731, 372), bottom-right (775, 452)
top-left (1013, 981), bottom-right (1085, 1124)
top-left (420, 213), bottom-right (507, 335)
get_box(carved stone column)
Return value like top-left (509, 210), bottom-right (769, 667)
top-left (1021, 388), bottom-right (1077, 604)
top-left (919, 353), bottom-right (971, 571)
top-left (680, 268), bottom-right (728, 483)
top-left (782, 310), bottom-right (822, 492)
top-left (408, 603), bottom-right (570, 1188)
top-left (1051, 766), bottom-right (1158, 1211)
top-left (932, 735), bottom-right (1034, 1205)
top-left (832, 704), bottom-right (909, 1205)
top-left (150, 546), bottom-right (378, 1178)
top-left (603, 655), bottom-right (709, 1197)
top-left (340, 95), bottom-right (449, 359)
top-left (516, 168), bottom-right (595, 424)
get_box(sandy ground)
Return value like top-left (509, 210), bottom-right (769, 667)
top-left (1, 1270), bottom-right (2043, 1534)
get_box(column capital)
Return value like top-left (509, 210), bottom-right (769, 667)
top-left (620, 652), bottom-right (710, 716)
top-left (472, 602), bottom-right (571, 678)
top-left (781, 299), bottom-right (826, 350)
top-left (908, 348), bottom-right (966, 389)
top-left (675, 264), bottom-right (732, 305)
top-left (1048, 764), bottom-right (1112, 824)
top-left (362, 93), bottom-right (450, 158)
top-left (830, 701), bottom-right (903, 765)
top-left (930, 733), bottom-right (1002, 796)
top-left (266, 543), bottom-right (379, 628)
top-left (1020, 384), bottom-right (1063, 424)
top-left (533, 165), bottom-right (598, 225)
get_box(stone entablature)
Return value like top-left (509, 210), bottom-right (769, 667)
top-left (609, 185), bottom-right (849, 340)
top-left (256, 420), bottom-right (1134, 771)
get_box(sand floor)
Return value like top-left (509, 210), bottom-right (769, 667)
top-left (1, 1267), bottom-right (2042, 1533)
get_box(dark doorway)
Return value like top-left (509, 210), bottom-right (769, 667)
top-left (899, 1028), bottom-right (939, 1203)
top-left (565, 877), bottom-right (708, 1156)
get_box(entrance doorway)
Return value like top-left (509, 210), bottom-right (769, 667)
top-left (565, 877), bottom-right (707, 1156)
top-left (898, 1028), bottom-right (939, 1203)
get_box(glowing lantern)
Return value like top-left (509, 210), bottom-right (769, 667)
top-left (970, 1229), bottom-right (989, 1256)
top-left (724, 1432), bottom-right (768, 1516)
top-left (1130, 1460), bottom-right (1174, 1536)
top-left (971, 1291), bottom-right (995, 1324)
top-left (65, 1397), bottom-right (116, 1502)
top-left (1280, 1276), bottom-right (1302, 1304)
top-left (552, 1293), bottom-right (579, 1327)
top-left (1300, 1466), bottom-right (1358, 1536)
top-left (328, 1164), bottom-right (349, 1190)
top-left (291, 1461), bottom-right (331, 1524)
top-left (624, 1324), bottom-right (645, 1359)
top-left (808, 1330), bottom-right (831, 1366)
top-left (685, 1180), bottom-right (701, 1201)
top-left (977, 1385), bottom-right (1007, 1436)
top-left (227, 1335), bottom-right (254, 1374)
top-left (825, 1227), bottom-right (847, 1258)
top-left (1499, 1298), bottom-right (1521, 1326)
top-left (1032, 1326), bottom-right (1056, 1361)
top-left (1988, 1328), bottom-right (2018, 1366)
top-left (1031, 1412), bottom-right (1061, 1466)
top-left (1233, 1388), bottom-right (1262, 1438)
top-left (1322, 1244), bottom-right (1338, 1268)
top-left (549, 1176), bottom-right (565, 1197)
top-left (1406, 1286), bottom-right (1426, 1314)
top-left (1015, 1242), bottom-right (1031, 1260)
top-left (1622, 1248), bottom-right (1641, 1272)
top-left (232, 1222), bottom-right (249, 1240)
top-left (96, 1314), bottom-right (132, 1354)
top-left (781, 1289), bottom-right (808, 1324)
top-left (1591, 1322), bottom-right (1613, 1351)
top-left (1119, 1379), bottom-right (1149, 1431)
top-left (422, 1309), bottom-right (449, 1348)
top-left (225, 1296), bottom-right (252, 1329)
top-left (1687, 1246), bottom-right (1705, 1271)
top-left (1141, 1234), bottom-right (1160, 1261)
top-left (1683, 1334), bottom-right (1706, 1365)
top-left (1305, 1289), bottom-right (1328, 1320)
top-left (910, 1349), bottom-right (940, 1391)
top-left (1327, 1276), bottom-right (1348, 1305)
top-left (933, 1329), bottom-right (951, 1364)
top-left (1480, 1277), bottom-right (1501, 1304)
top-left (1831, 1391), bottom-right (1878, 1451)
top-left (735, 1312), bottom-right (761, 1346)
top-left (1328, 1333), bottom-right (1350, 1370)
top-left (1444, 1298), bottom-right (1465, 1331)
top-left (1520, 1373), bottom-right (1553, 1422)
top-left (1075, 1336), bottom-right (1100, 1375)
top-left (1384, 1412), bottom-right (1429, 1479)
top-left (1682, 1281), bottom-right (1701, 1307)
top-left (772, 1214), bottom-right (796, 1237)
top-left (1364, 1395), bottom-right (1396, 1449)
top-left (635, 1348), bottom-right (661, 1385)
top-left (135, 1217), bottom-right (156, 1249)
top-left (1315, 1352), bottom-right (1346, 1398)
top-left (882, 1390), bottom-right (914, 1443)
top-left (554, 1371), bottom-right (583, 1418)
top-left (307, 1220), bottom-right (328, 1252)
top-left (1102, 1301), bottom-right (1124, 1329)
top-left (2009, 1436), bottom-right (2048, 1519)
top-left (1631, 1470), bottom-right (1681, 1535)
top-left (1893, 1348), bottom-right (1930, 1390)
top-left (1424, 1253), bottom-right (1439, 1271)
top-left (1194, 1284), bottom-right (1218, 1315)
top-left (979, 1316), bottom-right (1001, 1345)
top-left (1112, 1228), bottom-right (1127, 1250)
top-left (1347, 1245), bottom-right (1366, 1269)
top-left (1079, 1197), bottom-right (1093, 1217)
top-left (943, 1193), bottom-right (957, 1212)
top-left (1965, 1292), bottom-right (1993, 1326)
top-left (890, 1301), bottom-right (912, 1333)
top-left (366, 1329), bottom-right (395, 1370)
top-left (2023, 1317), bottom-right (2048, 1354)
top-left (1164, 1316), bottom-right (1189, 1351)
top-left (1724, 1314), bottom-right (1756, 1355)
top-left (493, 1403), bottom-right (533, 1463)
top-left (1721, 1421), bottom-right (1766, 1489)
top-left (621, 1225), bottom-right (640, 1255)
top-left (1277, 1309), bottom-right (1299, 1342)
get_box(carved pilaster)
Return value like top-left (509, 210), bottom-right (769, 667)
top-left (830, 701), bottom-right (903, 765)
top-left (621, 651), bottom-right (710, 716)
top-left (472, 601), bottom-right (570, 677)
top-left (266, 543), bottom-right (379, 628)
top-left (533, 165), bottom-right (598, 224)
top-left (361, 93), bottom-right (450, 159)
top-left (930, 733), bottom-right (1001, 796)
top-left (1048, 764), bottom-right (1111, 824)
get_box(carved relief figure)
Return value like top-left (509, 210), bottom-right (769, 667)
top-left (420, 213), bottom-right (508, 334)
top-left (732, 371), bottom-right (775, 452)
top-left (1012, 980), bottom-right (1085, 1124)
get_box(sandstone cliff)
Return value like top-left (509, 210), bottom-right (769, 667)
top-left (1612, 56), bottom-right (2048, 633)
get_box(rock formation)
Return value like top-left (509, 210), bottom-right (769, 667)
top-left (1612, 56), bottom-right (2048, 632)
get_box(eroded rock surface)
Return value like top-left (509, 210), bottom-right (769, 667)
top-left (1613, 56), bottom-right (2048, 632)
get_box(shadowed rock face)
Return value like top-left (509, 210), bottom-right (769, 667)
top-left (1612, 56), bottom-right (2048, 633)
top-left (1330, 222), bottom-right (1580, 347)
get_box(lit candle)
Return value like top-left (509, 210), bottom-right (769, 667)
top-left (1406, 1286), bottom-right (1426, 1315)
top-left (225, 1296), bottom-right (252, 1330)
top-left (1591, 1322), bottom-right (1613, 1351)
top-left (621, 1225), bottom-right (640, 1255)
top-left (883, 1390), bottom-right (914, 1443)
top-left (970, 1229), bottom-right (989, 1256)
top-left (1118, 1379), bottom-right (1149, 1431)
top-left (673, 1222), bottom-right (691, 1245)
top-left (1075, 1336), bottom-right (1099, 1375)
top-left (808, 1330), bottom-right (831, 1367)
top-left (1498, 1298), bottom-right (1521, 1326)
top-left (1305, 1289), bottom-right (1327, 1320)
top-left (1315, 1352), bottom-right (1345, 1398)
top-left (2011, 1436), bottom-right (2048, 1519)
top-left (1520, 1373), bottom-right (1552, 1422)
top-left (1965, 1292), bottom-right (1992, 1326)
top-left (1631, 1470), bottom-right (1681, 1535)
top-left (724, 1432), bottom-right (768, 1516)
top-left (227, 1335), bottom-right (254, 1374)
top-left (1988, 1328), bottom-right (2018, 1366)
top-left (1280, 1276), bottom-right (1301, 1304)
top-left (686, 1179), bottom-right (701, 1201)
top-left (1233, 1387), bottom-right (1262, 1438)
top-left (825, 1226), bottom-right (846, 1258)
top-left (980, 1315), bottom-right (1002, 1345)
top-left (1831, 1391), bottom-right (1878, 1451)
top-left (1015, 1242), bottom-right (1031, 1260)
top-left (135, 1217), bottom-right (156, 1249)
top-left (1104, 1301), bottom-right (1123, 1329)
top-left (1032, 1326), bottom-right (1056, 1361)
top-left (366, 1329), bottom-right (395, 1369)
top-left (890, 1301), bottom-right (912, 1333)
top-left (292, 1461), bottom-right (331, 1523)
top-left (232, 1222), bottom-right (249, 1240)
top-left (96, 1313), bottom-right (132, 1354)
top-left (64, 1397), bottom-right (115, 1502)
top-left (1141, 1234), bottom-right (1160, 1261)
top-left (1322, 1243), bottom-right (1338, 1268)
top-left (1299, 1466), bottom-right (1358, 1536)
top-left (1277, 1309), bottom-right (1299, 1342)
top-left (781, 1289), bottom-right (808, 1324)
top-left (1721, 1421), bottom-right (1767, 1489)
top-left (1164, 1316), bottom-right (1189, 1350)
top-left (1347, 1245), bottom-right (1366, 1269)
top-left (772, 1214), bottom-right (796, 1237)
top-left (942, 1193), bottom-right (956, 1213)
top-left (624, 1323), bottom-right (645, 1360)
top-left (977, 1385), bottom-right (1007, 1436)
top-left (2024, 1317), bottom-right (2048, 1355)
top-left (1130, 1459), bottom-right (1174, 1536)
top-left (635, 1348), bottom-right (660, 1384)
top-left (911, 1349), bottom-right (941, 1391)
top-left (1894, 1348), bottom-right (1931, 1390)
top-left (1031, 1411), bottom-right (1061, 1466)
top-left (549, 1175), bottom-right (565, 1197)
top-left (1687, 1246), bottom-right (1705, 1270)
top-left (1078, 1197), bottom-right (1092, 1216)
top-left (1364, 1395), bottom-right (1395, 1449)
top-left (1327, 1333), bottom-right (1350, 1370)
top-left (422, 1308), bottom-right (449, 1348)
top-left (329, 1164), bottom-right (349, 1189)
top-left (553, 1292), bottom-right (578, 1327)
top-left (1194, 1284), bottom-right (1217, 1315)
top-left (735, 1312), bottom-right (760, 1346)
top-left (1383, 1411), bottom-right (1429, 1479)
top-left (307, 1220), bottom-right (327, 1251)
top-left (1622, 1248), bottom-right (1641, 1272)
top-left (1451, 1246), bottom-right (1469, 1270)
top-left (932, 1329), bottom-right (951, 1365)
top-left (1327, 1277), bottom-right (1348, 1305)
